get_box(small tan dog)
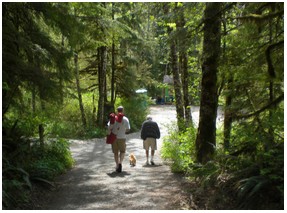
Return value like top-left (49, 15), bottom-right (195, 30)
top-left (129, 153), bottom-right (136, 167)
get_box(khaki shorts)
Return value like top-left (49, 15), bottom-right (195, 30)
top-left (143, 137), bottom-right (157, 151)
top-left (112, 138), bottom-right (126, 153)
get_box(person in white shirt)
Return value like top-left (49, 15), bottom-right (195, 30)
top-left (108, 106), bottom-right (130, 172)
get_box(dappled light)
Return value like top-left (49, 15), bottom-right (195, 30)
top-left (2, 2), bottom-right (283, 210)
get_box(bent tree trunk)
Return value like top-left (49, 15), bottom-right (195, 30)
top-left (195, 2), bottom-right (221, 164)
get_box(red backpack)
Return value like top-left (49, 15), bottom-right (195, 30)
top-left (106, 112), bottom-right (124, 144)
top-left (109, 113), bottom-right (116, 124)
top-left (116, 112), bottom-right (124, 123)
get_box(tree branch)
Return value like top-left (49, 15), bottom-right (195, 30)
top-left (265, 40), bottom-right (284, 78)
top-left (235, 10), bottom-right (284, 22)
top-left (233, 94), bottom-right (284, 120)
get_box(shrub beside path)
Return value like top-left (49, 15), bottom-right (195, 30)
top-left (40, 105), bottom-right (193, 210)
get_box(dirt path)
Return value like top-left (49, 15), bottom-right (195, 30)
top-left (40, 105), bottom-right (191, 210)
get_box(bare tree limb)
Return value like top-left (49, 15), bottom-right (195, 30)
top-left (233, 94), bottom-right (284, 120)
top-left (235, 10), bottom-right (284, 22)
top-left (265, 40), bottom-right (284, 78)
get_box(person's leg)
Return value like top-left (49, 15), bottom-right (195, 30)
top-left (145, 149), bottom-right (149, 165)
top-left (117, 139), bottom-right (126, 172)
top-left (151, 150), bottom-right (155, 165)
top-left (150, 139), bottom-right (157, 165)
top-left (112, 141), bottom-right (119, 170)
top-left (144, 139), bottom-right (150, 165)
top-left (119, 152), bottom-right (125, 164)
top-left (114, 152), bottom-right (119, 168)
top-left (115, 152), bottom-right (123, 172)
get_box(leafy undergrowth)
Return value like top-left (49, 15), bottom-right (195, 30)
top-left (2, 123), bottom-right (74, 209)
top-left (161, 123), bottom-right (284, 210)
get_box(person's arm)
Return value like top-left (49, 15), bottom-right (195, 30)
top-left (140, 123), bottom-right (146, 139)
top-left (156, 123), bottom-right (160, 139)
top-left (107, 121), bottom-right (113, 129)
top-left (125, 117), bottom-right (131, 134)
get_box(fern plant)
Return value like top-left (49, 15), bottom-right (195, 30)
top-left (235, 175), bottom-right (270, 209)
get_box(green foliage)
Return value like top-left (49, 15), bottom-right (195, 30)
top-left (29, 139), bottom-right (74, 180)
top-left (162, 113), bottom-right (283, 209)
top-left (2, 161), bottom-right (32, 209)
top-left (161, 124), bottom-right (196, 173)
top-left (235, 175), bottom-right (271, 209)
top-left (45, 98), bottom-right (106, 139)
top-left (2, 121), bottom-right (74, 209)
top-left (2, 2), bottom-right (73, 116)
top-left (49, 115), bottom-right (106, 139)
top-left (2, 178), bottom-right (31, 209)
top-left (117, 94), bottom-right (149, 131)
top-left (190, 161), bottom-right (222, 187)
top-left (226, 117), bottom-right (284, 209)
top-left (2, 2), bottom-right (284, 210)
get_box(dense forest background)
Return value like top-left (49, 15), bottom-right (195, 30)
top-left (2, 2), bottom-right (284, 209)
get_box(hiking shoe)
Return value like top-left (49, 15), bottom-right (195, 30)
top-left (145, 161), bottom-right (150, 166)
top-left (150, 160), bottom-right (155, 165)
top-left (117, 163), bottom-right (122, 172)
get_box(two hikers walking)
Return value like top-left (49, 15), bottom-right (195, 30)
top-left (108, 106), bottom-right (160, 172)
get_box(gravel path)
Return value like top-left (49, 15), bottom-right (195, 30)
top-left (41, 105), bottom-right (191, 210)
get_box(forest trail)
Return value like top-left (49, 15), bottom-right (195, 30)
top-left (40, 105), bottom-right (192, 210)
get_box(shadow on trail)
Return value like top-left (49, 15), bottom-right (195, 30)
top-left (142, 164), bottom-right (163, 168)
top-left (107, 171), bottom-right (131, 178)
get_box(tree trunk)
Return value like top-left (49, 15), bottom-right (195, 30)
top-left (97, 46), bottom-right (107, 126)
top-left (170, 41), bottom-right (185, 131)
top-left (195, 2), bottom-right (222, 164)
top-left (163, 3), bottom-right (184, 131)
top-left (181, 53), bottom-right (191, 122)
top-left (177, 5), bottom-right (192, 125)
top-left (223, 82), bottom-right (233, 150)
top-left (222, 10), bottom-right (233, 150)
top-left (74, 53), bottom-right (87, 128)
top-left (111, 41), bottom-right (116, 105)
top-left (59, 34), bottom-right (65, 105)
top-left (39, 124), bottom-right (44, 148)
top-left (31, 83), bottom-right (36, 116)
top-left (111, 3), bottom-right (116, 105)
top-left (92, 91), bottom-right (97, 125)
top-left (267, 5), bottom-right (275, 148)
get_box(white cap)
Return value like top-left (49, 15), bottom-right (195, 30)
top-left (146, 115), bottom-right (152, 120)
top-left (117, 106), bottom-right (124, 112)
